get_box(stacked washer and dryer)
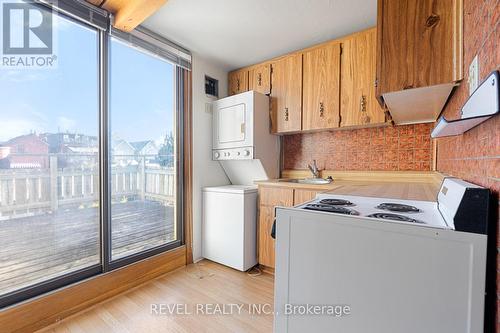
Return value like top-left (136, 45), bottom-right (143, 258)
top-left (202, 91), bottom-right (279, 271)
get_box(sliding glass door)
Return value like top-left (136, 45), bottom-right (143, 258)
top-left (0, 1), bottom-right (185, 308)
top-left (0, 10), bottom-right (100, 297)
top-left (108, 37), bottom-right (179, 261)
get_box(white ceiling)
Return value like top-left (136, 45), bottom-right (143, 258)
top-left (143, 0), bottom-right (377, 71)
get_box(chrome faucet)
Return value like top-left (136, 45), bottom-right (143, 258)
top-left (308, 160), bottom-right (320, 178)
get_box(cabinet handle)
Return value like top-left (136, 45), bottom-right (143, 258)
top-left (236, 78), bottom-right (240, 91)
top-left (284, 107), bottom-right (289, 121)
top-left (257, 73), bottom-right (262, 86)
top-left (360, 95), bottom-right (367, 113)
top-left (319, 102), bottom-right (325, 117)
top-left (360, 95), bottom-right (370, 123)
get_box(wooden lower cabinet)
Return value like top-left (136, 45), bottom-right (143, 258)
top-left (258, 205), bottom-right (276, 268)
top-left (258, 187), bottom-right (294, 269)
top-left (258, 186), bottom-right (320, 270)
top-left (293, 189), bottom-right (320, 205)
top-left (259, 186), bottom-right (295, 207)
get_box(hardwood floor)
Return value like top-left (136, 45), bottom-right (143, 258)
top-left (37, 260), bottom-right (275, 333)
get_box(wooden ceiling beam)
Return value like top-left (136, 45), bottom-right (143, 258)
top-left (87, 0), bottom-right (168, 32)
top-left (86, 0), bottom-right (105, 6)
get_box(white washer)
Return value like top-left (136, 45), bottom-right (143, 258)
top-left (202, 185), bottom-right (258, 271)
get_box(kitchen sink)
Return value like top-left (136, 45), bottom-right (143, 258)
top-left (279, 178), bottom-right (333, 185)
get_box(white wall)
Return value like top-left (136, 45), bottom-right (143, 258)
top-left (191, 54), bottom-right (230, 262)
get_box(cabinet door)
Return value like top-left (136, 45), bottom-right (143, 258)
top-left (258, 206), bottom-right (276, 268)
top-left (249, 63), bottom-right (271, 95)
top-left (293, 189), bottom-right (320, 205)
top-left (228, 69), bottom-right (248, 96)
top-left (341, 29), bottom-right (386, 127)
top-left (259, 187), bottom-right (295, 208)
top-left (376, 0), bottom-right (462, 97)
top-left (302, 43), bottom-right (341, 131)
top-left (270, 55), bottom-right (302, 134)
top-left (258, 187), bottom-right (294, 269)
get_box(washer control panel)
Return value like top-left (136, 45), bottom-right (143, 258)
top-left (213, 147), bottom-right (253, 160)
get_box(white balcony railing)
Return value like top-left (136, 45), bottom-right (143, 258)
top-left (0, 154), bottom-right (175, 219)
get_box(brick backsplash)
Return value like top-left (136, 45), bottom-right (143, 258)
top-left (435, 0), bottom-right (499, 331)
top-left (283, 123), bottom-right (434, 171)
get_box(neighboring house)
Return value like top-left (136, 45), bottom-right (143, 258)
top-left (5, 134), bottom-right (50, 169)
top-left (63, 146), bottom-right (99, 168)
top-left (42, 133), bottom-right (98, 169)
top-left (0, 146), bottom-right (10, 159)
top-left (44, 132), bottom-right (98, 154)
top-left (130, 141), bottom-right (159, 157)
top-left (112, 139), bottom-right (136, 157)
top-left (112, 138), bottom-right (136, 166)
top-left (0, 146), bottom-right (10, 169)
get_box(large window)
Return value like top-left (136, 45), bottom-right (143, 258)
top-left (109, 38), bottom-right (178, 260)
top-left (0, 11), bottom-right (100, 296)
top-left (0, 1), bottom-right (186, 307)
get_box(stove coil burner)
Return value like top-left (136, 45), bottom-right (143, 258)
top-left (367, 213), bottom-right (424, 224)
top-left (376, 203), bottom-right (421, 213)
top-left (319, 199), bottom-right (354, 206)
top-left (304, 204), bottom-right (359, 215)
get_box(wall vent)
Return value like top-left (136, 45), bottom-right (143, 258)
top-left (205, 75), bottom-right (218, 98)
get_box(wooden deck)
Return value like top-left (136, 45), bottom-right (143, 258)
top-left (0, 200), bottom-right (175, 296)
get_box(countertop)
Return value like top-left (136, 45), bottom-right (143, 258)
top-left (255, 171), bottom-right (444, 202)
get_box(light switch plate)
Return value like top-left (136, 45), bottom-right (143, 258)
top-left (205, 102), bottom-right (213, 114)
top-left (468, 55), bottom-right (479, 95)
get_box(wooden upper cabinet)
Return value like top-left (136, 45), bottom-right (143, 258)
top-left (341, 29), bottom-right (386, 127)
top-left (302, 43), bottom-right (341, 131)
top-left (376, 0), bottom-right (463, 97)
top-left (249, 63), bottom-right (271, 95)
top-left (228, 69), bottom-right (248, 96)
top-left (271, 54), bottom-right (303, 134)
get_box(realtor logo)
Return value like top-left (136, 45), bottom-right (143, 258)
top-left (1, 0), bottom-right (57, 68)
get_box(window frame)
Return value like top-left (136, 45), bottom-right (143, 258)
top-left (0, 3), bottom-right (187, 308)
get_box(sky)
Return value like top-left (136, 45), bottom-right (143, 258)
top-left (0, 9), bottom-right (175, 145)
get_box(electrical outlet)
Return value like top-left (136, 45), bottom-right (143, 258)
top-left (468, 55), bottom-right (479, 95)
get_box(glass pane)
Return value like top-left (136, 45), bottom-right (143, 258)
top-left (0, 13), bottom-right (99, 294)
top-left (109, 38), bottom-right (177, 260)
